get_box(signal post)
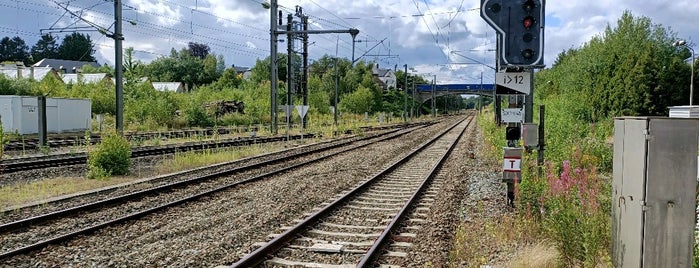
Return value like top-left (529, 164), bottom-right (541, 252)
top-left (481, 0), bottom-right (545, 205)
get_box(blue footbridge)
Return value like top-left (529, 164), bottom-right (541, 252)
top-left (415, 84), bottom-right (494, 103)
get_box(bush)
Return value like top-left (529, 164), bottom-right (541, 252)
top-left (88, 133), bottom-right (132, 179)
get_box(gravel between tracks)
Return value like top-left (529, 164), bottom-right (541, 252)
top-left (1, 119), bottom-right (454, 267)
top-left (397, 114), bottom-right (507, 267)
top-left (0, 136), bottom-right (353, 223)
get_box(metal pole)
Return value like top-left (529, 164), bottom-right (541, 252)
top-left (494, 33), bottom-right (501, 125)
top-left (286, 13), bottom-right (293, 136)
top-left (333, 37), bottom-right (339, 126)
top-left (525, 69), bottom-right (534, 123)
top-left (403, 64), bottom-right (407, 122)
top-left (432, 75), bottom-right (436, 117)
top-left (333, 57), bottom-right (339, 126)
top-left (302, 15), bottom-right (309, 128)
top-left (411, 81), bottom-right (415, 120)
top-left (38, 95), bottom-right (47, 147)
top-left (114, 0), bottom-right (124, 134)
top-left (351, 37), bottom-right (356, 67)
top-left (270, 1), bottom-right (278, 134)
top-left (537, 105), bottom-right (545, 166)
top-left (691, 47), bottom-right (695, 106)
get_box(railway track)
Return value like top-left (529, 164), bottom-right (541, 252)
top-left (3, 126), bottom-right (257, 151)
top-left (0, 133), bottom-right (314, 173)
top-left (0, 123), bottom-right (432, 260)
top-left (231, 115), bottom-right (471, 267)
top-left (1, 122), bottom-right (433, 174)
top-left (3, 123), bottom-right (417, 151)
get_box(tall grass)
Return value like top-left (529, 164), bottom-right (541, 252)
top-left (475, 107), bottom-right (613, 267)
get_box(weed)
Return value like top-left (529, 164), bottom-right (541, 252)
top-left (39, 145), bottom-right (50, 155)
top-left (88, 132), bottom-right (132, 179)
top-left (521, 159), bottom-right (610, 267)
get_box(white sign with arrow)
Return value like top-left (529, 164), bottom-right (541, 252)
top-left (496, 72), bottom-right (531, 94)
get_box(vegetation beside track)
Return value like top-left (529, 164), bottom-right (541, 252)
top-left (453, 11), bottom-right (698, 268)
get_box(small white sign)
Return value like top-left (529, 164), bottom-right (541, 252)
top-left (295, 105), bottom-right (309, 119)
top-left (503, 157), bottom-right (521, 172)
top-left (501, 108), bottom-right (524, 123)
top-left (496, 72), bottom-right (531, 94)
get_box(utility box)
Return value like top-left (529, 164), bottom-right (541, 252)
top-left (612, 117), bottom-right (698, 268)
top-left (0, 96), bottom-right (91, 134)
top-left (521, 123), bottom-right (538, 148)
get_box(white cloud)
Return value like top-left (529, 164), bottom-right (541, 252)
top-left (2, 0), bottom-right (698, 84)
top-left (129, 0), bottom-right (183, 27)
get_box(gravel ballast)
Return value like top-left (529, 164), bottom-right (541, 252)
top-left (1, 118), bottom-right (455, 267)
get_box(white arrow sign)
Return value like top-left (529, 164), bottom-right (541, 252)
top-left (496, 72), bottom-right (531, 94)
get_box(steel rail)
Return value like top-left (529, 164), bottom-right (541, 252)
top-left (230, 116), bottom-right (468, 267)
top-left (0, 133), bottom-right (314, 173)
top-left (357, 116), bottom-right (470, 266)
top-left (0, 124), bottom-right (425, 259)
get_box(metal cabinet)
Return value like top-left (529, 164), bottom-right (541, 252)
top-left (612, 117), bottom-right (698, 267)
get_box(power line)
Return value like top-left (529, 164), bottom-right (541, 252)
top-left (43, 1), bottom-right (270, 57)
top-left (307, 0), bottom-right (354, 28)
top-left (411, 0), bottom-right (438, 44)
top-left (443, 0), bottom-right (466, 28)
top-left (422, 0), bottom-right (449, 46)
top-left (149, 0), bottom-right (268, 32)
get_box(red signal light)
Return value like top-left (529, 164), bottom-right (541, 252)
top-left (523, 16), bottom-right (534, 29)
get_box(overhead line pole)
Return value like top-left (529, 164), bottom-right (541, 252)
top-left (269, 0), bottom-right (279, 134)
top-left (403, 64), bottom-right (408, 122)
top-left (286, 13), bottom-right (294, 137)
top-left (114, 0), bottom-right (124, 135)
top-left (269, 5), bottom-right (358, 133)
top-left (302, 15), bottom-right (309, 128)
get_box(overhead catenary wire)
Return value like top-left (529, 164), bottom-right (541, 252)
top-left (47, 1), bottom-right (270, 57)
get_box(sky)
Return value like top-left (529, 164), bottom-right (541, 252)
top-left (1, 0), bottom-right (698, 85)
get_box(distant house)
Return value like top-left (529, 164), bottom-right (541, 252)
top-left (152, 82), bottom-right (185, 93)
top-left (371, 63), bottom-right (396, 90)
top-left (232, 65), bottom-right (252, 79)
top-left (62, 73), bottom-right (114, 85)
top-left (0, 62), bottom-right (61, 81)
top-left (33, 58), bottom-right (100, 74)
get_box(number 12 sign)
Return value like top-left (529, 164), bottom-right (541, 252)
top-left (496, 72), bottom-right (531, 94)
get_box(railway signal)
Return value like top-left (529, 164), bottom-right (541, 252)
top-left (481, 0), bottom-right (545, 67)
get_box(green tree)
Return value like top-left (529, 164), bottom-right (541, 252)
top-left (81, 64), bottom-right (114, 75)
top-left (539, 11), bottom-right (687, 119)
top-left (123, 47), bottom-right (145, 82)
top-left (187, 42), bottom-right (210, 59)
top-left (0, 36), bottom-right (30, 64)
top-left (57, 33), bottom-right (96, 62)
top-left (144, 48), bottom-right (222, 90)
top-left (30, 34), bottom-right (59, 62)
top-left (339, 85), bottom-right (374, 114)
top-left (211, 68), bottom-right (242, 90)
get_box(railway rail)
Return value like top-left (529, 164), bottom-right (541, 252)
top-left (0, 123), bottom-right (433, 260)
top-left (3, 123), bottom-right (416, 151)
top-left (3, 126), bottom-right (257, 151)
top-left (231, 115), bottom-right (471, 267)
top-left (1, 122), bottom-right (433, 174)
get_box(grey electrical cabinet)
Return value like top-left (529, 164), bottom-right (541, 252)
top-left (612, 117), bottom-right (698, 267)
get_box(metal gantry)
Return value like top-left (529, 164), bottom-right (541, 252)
top-left (267, 1), bottom-right (358, 134)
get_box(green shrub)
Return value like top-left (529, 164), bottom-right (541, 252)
top-left (88, 133), bottom-right (132, 179)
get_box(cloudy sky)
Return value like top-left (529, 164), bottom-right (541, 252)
top-left (1, 0), bottom-right (697, 84)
